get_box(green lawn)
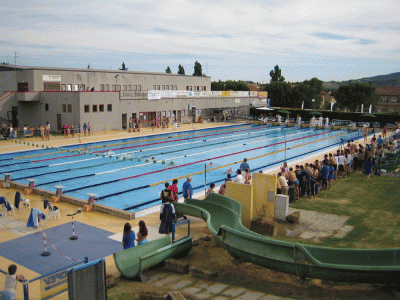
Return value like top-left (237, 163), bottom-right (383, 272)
top-left (290, 172), bottom-right (400, 249)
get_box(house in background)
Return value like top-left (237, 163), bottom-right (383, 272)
top-left (375, 87), bottom-right (400, 112)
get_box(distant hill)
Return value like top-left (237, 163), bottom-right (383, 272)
top-left (323, 72), bottom-right (400, 90)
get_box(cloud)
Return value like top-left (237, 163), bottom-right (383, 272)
top-left (0, 0), bottom-right (399, 82)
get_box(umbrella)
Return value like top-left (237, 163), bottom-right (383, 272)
top-left (277, 110), bottom-right (292, 114)
top-left (361, 113), bottom-right (376, 117)
top-left (308, 111), bottom-right (323, 115)
top-left (256, 107), bottom-right (274, 111)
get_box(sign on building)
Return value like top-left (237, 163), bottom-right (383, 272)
top-left (43, 75), bottom-right (61, 82)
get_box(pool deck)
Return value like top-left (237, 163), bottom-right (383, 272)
top-left (0, 122), bottom-right (372, 299)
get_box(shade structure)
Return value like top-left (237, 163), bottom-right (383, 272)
top-left (256, 107), bottom-right (274, 111)
top-left (308, 111), bottom-right (323, 115)
top-left (277, 110), bottom-right (292, 114)
top-left (361, 113), bottom-right (376, 117)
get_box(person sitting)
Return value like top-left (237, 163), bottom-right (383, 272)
top-left (218, 184), bottom-right (226, 195)
top-left (244, 168), bottom-right (252, 184)
top-left (122, 222), bottom-right (135, 249)
top-left (234, 169), bottom-right (244, 184)
top-left (136, 220), bottom-right (148, 245)
top-left (206, 183), bottom-right (216, 196)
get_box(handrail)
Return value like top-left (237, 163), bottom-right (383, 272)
top-left (172, 219), bottom-right (190, 242)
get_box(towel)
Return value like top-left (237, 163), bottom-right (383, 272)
top-left (0, 196), bottom-right (12, 212)
top-left (27, 208), bottom-right (41, 228)
top-left (15, 191), bottom-right (22, 209)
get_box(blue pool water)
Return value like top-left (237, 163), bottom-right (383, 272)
top-left (0, 124), bottom-right (361, 212)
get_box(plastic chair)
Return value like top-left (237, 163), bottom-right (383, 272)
top-left (48, 203), bottom-right (61, 220)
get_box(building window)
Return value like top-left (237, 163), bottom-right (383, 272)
top-left (128, 85), bottom-right (131, 91)
top-left (84, 105), bottom-right (90, 113)
top-left (116, 85), bottom-right (121, 91)
top-left (166, 85), bottom-right (169, 90)
top-left (204, 86), bottom-right (206, 91)
top-left (45, 104), bottom-right (49, 111)
top-left (107, 104), bottom-right (112, 112)
top-left (174, 85), bottom-right (177, 90)
top-left (162, 85), bottom-right (165, 90)
top-left (80, 84), bottom-right (85, 91)
top-left (123, 85), bottom-right (127, 91)
top-left (112, 85), bottom-right (116, 91)
top-left (153, 85), bottom-right (156, 90)
top-left (182, 110), bottom-right (185, 117)
top-left (61, 84), bottom-right (66, 91)
top-left (74, 84), bottom-right (79, 91)
top-left (67, 84), bottom-right (72, 91)
top-left (92, 105), bottom-right (98, 112)
top-left (99, 104), bottom-right (104, 112)
top-left (186, 86), bottom-right (189, 91)
top-left (62, 104), bottom-right (67, 112)
top-left (44, 82), bottom-right (60, 91)
top-left (134, 85), bottom-right (137, 91)
top-left (100, 84), bottom-right (104, 91)
top-left (138, 85), bottom-right (141, 91)
top-left (68, 104), bottom-right (72, 113)
top-left (105, 84), bottom-right (110, 91)
top-left (157, 85), bottom-right (160, 90)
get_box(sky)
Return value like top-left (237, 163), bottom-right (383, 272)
top-left (0, 0), bottom-right (399, 83)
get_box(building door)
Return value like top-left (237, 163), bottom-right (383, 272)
top-left (177, 110), bottom-right (181, 123)
top-left (11, 106), bottom-right (18, 128)
top-left (122, 114), bottom-right (127, 129)
top-left (57, 114), bottom-right (62, 131)
top-left (139, 112), bottom-right (148, 128)
top-left (17, 82), bottom-right (29, 92)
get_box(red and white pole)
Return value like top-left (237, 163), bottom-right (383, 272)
top-left (41, 231), bottom-right (50, 256)
top-left (70, 216), bottom-right (78, 240)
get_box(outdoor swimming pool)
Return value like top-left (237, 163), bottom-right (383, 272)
top-left (0, 124), bottom-right (361, 212)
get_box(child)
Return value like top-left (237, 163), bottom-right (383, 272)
top-left (1, 264), bottom-right (25, 300)
top-left (122, 223), bottom-right (135, 249)
top-left (136, 220), bottom-right (148, 245)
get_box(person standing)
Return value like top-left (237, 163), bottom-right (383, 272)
top-left (39, 124), bottom-right (45, 140)
top-left (364, 157), bottom-right (373, 181)
top-left (70, 124), bottom-right (75, 138)
top-left (45, 122), bottom-right (50, 140)
top-left (239, 158), bottom-right (250, 172)
top-left (1, 264), bottom-right (25, 300)
top-left (169, 179), bottom-right (179, 202)
top-left (160, 183), bottom-right (171, 201)
top-left (128, 117), bottom-right (132, 133)
top-left (182, 176), bottom-right (193, 199)
top-left (83, 123), bottom-right (87, 136)
top-left (278, 172), bottom-right (289, 195)
top-left (122, 223), bottom-right (135, 249)
top-left (159, 196), bottom-right (175, 236)
top-left (87, 122), bottom-right (91, 135)
top-left (320, 162), bottom-right (329, 190)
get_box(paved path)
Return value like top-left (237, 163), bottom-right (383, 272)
top-left (147, 271), bottom-right (295, 300)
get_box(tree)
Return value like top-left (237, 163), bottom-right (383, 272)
top-left (178, 64), bottom-right (185, 75)
top-left (119, 62), bottom-right (128, 71)
top-left (165, 66), bottom-right (172, 73)
top-left (193, 61), bottom-right (203, 76)
top-left (211, 80), bottom-right (250, 91)
top-left (264, 81), bottom-right (292, 107)
top-left (269, 65), bottom-right (285, 83)
top-left (334, 82), bottom-right (379, 112)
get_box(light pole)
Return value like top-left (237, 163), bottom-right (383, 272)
top-left (115, 75), bottom-right (119, 91)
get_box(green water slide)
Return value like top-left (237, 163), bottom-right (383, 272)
top-left (174, 193), bottom-right (400, 284)
top-left (114, 236), bottom-right (193, 279)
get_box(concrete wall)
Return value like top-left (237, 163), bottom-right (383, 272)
top-left (29, 68), bottom-right (211, 92)
top-left (252, 173), bottom-right (276, 219)
top-left (225, 181), bottom-right (253, 229)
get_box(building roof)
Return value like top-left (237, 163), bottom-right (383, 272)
top-left (376, 87), bottom-right (400, 96)
top-left (247, 83), bottom-right (261, 91)
top-left (0, 64), bottom-right (211, 79)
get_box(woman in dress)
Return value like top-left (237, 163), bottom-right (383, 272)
top-left (122, 222), bottom-right (135, 249)
top-left (136, 220), bottom-right (148, 245)
top-left (159, 196), bottom-right (175, 236)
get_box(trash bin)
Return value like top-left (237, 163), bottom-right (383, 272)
top-left (288, 186), bottom-right (296, 203)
